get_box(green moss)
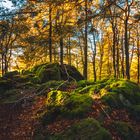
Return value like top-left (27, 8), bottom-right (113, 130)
top-left (61, 93), bottom-right (93, 119)
top-left (112, 121), bottom-right (139, 140)
top-left (101, 92), bottom-right (132, 108)
top-left (0, 89), bottom-right (21, 103)
top-left (101, 80), bottom-right (140, 108)
top-left (77, 80), bottom-right (95, 87)
top-left (46, 118), bottom-right (112, 140)
top-left (37, 63), bottom-right (61, 83)
top-left (41, 91), bottom-right (93, 125)
top-left (41, 90), bottom-right (70, 124)
top-left (30, 76), bottom-right (41, 84)
top-left (3, 71), bottom-right (19, 79)
top-left (108, 80), bottom-right (140, 104)
top-left (0, 79), bottom-right (14, 96)
top-left (129, 104), bottom-right (140, 121)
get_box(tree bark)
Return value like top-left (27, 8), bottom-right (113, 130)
top-left (60, 36), bottom-right (63, 65)
top-left (83, 0), bottom-right (88, 79)
top-left (49, 4), bottom-right (52, 63)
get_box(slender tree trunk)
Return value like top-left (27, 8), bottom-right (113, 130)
top-left (68, 36), bottom-right (71, 65)
top-left (112, 26), bottom-right (116, 78)
top-left (60, 36), bottom-right (63, 65)
top-left (124, 18), bottom-right (130, 79)
top-left (79, 38), bottom-right (84, 68)
top-left (93, 33), bottom-right (96, 82)
top-left (1, 54), bottom-right (4, 76)
top-left (83, 0), bottom-right (88, 79)
top-left (137, 29), bottom-right (140, 83)
top-left (49, 4), bottom-right (52, 63)
top-left (4, 54), bottom-right (8, 73)
top-left (99, 44), bottom-right (103, 80)
top-left (121, 35), bottom-right (125, 78)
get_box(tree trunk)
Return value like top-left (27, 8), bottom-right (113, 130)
top-left (137, 29), bottom-right (140, 83)
top-left (83, 0), bottom-right (88, 79)
top-left (93, 33), bottom-right (96, 82)
top-left (112, 26), bottom-right (116, 78)
top-left (60, 36), bottom-right (63, 65)
top-left (68, 36), bottom-right (71, 65)
top-left (49, 4), bottom-right (52, 63)
top-left (124, 18), bottom-right (130, 80)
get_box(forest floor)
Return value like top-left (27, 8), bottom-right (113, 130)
top-left (0, 93), bottom-right (140, 140)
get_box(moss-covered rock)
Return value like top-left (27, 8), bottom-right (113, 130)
top-left (129, 104), bottom-right (140, 121)
top-left (32, 63), bottom-right (84, 83)
top-left (0, 79), bottom-right (14, 94)
top-left (41, 91), bottom-right (93, 125)
top-left (101, 92), bottom-right (132, 108)
top-left (46, 118), bottom-right (112, 140)
top-left (3, 71), bottom-right (19, 79)
top-left (37, 63), bottom-right (61, 83)
top-left (112, 121), bottom-right (139, 140)
top-left (60, 64), bottom-right (84, 81)
top-left (61, 93), bottom-right (93, 119)
top-left (101, 80), bottom-right (140, 108)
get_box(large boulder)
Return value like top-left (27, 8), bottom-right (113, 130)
top-left (34, 63), bottom-right (84, 83)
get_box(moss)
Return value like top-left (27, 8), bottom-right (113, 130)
top-left (61, 93), bottom-right (93, 119)
top-left (77, 82), bottom-right (106, 95)
top-left (30, 76), bottom-right (41, 84)
top-left (112, 121), bottom-right (139, 140)
top-left (77, 80), bottom-right (95, 87)
top-left (3, 71), bottom-right (19, 79)
top-left (109, 80), bottom-right (140, 104)
top-left (101, 80), bottom-right (140, 108)
top-left (46, 118), bottom-right (112, 140)
top-left (22, 69), bottom-right (32, 75)
top-left (37, 81), bottom-right (65, 95)
top-left (0, 79), bottom-right (13, 94)
top-left (41, 91), bottom-right (93, 125)
top-left (60, 64), bottom-right (84, 81)
top-left (37, 63), bottom-right (61, 83)
top-left (129, 104), bottom-right (140, 121)
top-left (41, 90), bottom-right (70, 124)
top-left (101, 92), bottom-right (132, 109)
top-left (0, 89), bottom-right (21, 103)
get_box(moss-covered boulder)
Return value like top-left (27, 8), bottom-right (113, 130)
top-left (112, 121), bottom-right (139, 140)
top-left (36, 63), bottom-right (61, 83)
top-left (33, 63), bottom-right (84, 83)
top-left (40, 91), bottom-right (93, 125)
top-left (46, 118), bottom-right (112, 140)
top-left (0, 79), bottom-right (14, 94)
top-left (3, 71), bottom-right (19, 79)
top-left (129, 104), bottom-right (140, 121)
top-left (61, 93), bottom-right (93, 119)
top-left (101, 80), bottom-right (140, 108)
top-left (60, 64), bottom-right (84, 81)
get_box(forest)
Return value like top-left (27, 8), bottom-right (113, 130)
top-left (0, 0), bottom-right (140, 140)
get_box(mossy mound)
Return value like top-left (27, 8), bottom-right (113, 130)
top-left (33, 63), bottom-right (84, 83)
top-left (112, 121), bottom-right (139, 140)
top-left (129, 104), bottom-right (140, 121)
top-left (101, 80), bottom-right (140, 108)
top-left (40, 91), bottom-right (93, 125)
top-left (45, 118), bottom-right (112, 140)
top-left (0, 79), bottom-right (14, 92)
